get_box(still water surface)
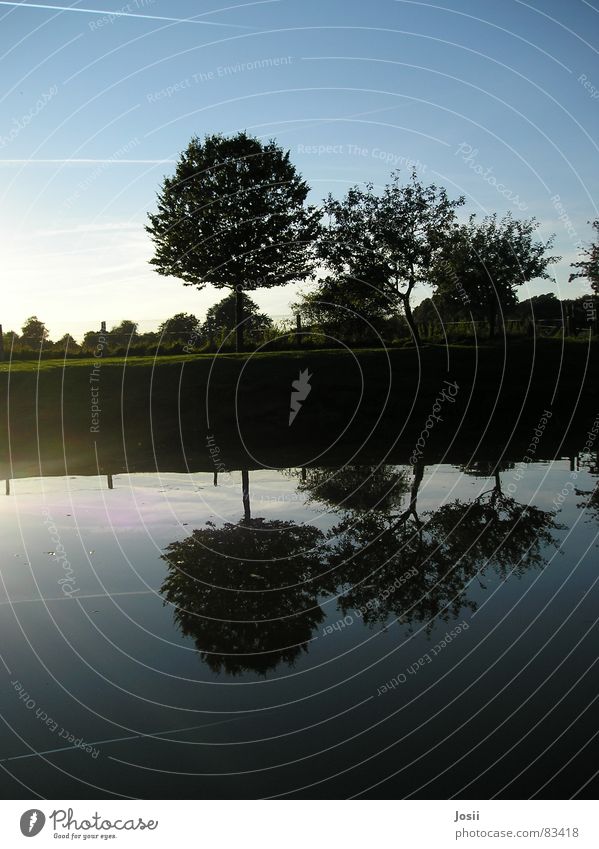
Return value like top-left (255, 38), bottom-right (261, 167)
top-left (1, 457), bottom-right (598, 798)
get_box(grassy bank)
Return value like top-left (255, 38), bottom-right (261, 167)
top-left (0, 340), bottom-right (597, 477)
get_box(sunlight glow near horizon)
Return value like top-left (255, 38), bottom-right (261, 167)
top-left (1, 0), bottom-right (597, 339)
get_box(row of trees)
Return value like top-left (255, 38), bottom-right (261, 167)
top-left (2, 293), bottom-right (274, 354)
top-left (145, 131), bottom-right (599, 349)
top-left (6, 290), bottom-right (597, 357)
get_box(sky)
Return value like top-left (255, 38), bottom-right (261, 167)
top-left (1, 0), bottom-right (598, 340)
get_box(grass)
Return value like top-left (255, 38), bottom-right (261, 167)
top-left (0, 339), bottom-right (597, 477)
top-left (4, 334), bottom-right (590, 371)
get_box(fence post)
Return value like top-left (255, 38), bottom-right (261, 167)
top-left (296, 314), bottom-right (302, 348)
top-left (0, 323), bottom-right (3, 361)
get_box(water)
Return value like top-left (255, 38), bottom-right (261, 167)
top-left (0, 456), bottom-right (598, 799)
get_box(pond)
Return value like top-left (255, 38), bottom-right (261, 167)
top-left (0, 453), bottom-right (598, 798)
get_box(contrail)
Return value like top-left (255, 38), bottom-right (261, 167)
top-left (0, 1), bottom-right (253, 28)
top-left (0, 158), bottom-right (176, 164)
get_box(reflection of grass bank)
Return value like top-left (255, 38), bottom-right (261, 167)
top-left (0, 340), bottom-right (596, 476)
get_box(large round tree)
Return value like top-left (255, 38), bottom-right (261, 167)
top-left (147, 132), bottom-right (319, 351)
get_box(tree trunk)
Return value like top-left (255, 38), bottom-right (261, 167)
top-left (241, 469), bottom-right (251, 522)
top-left (409, 460), bottom-right (425, 519)
top-left (392, 461), bottom-right (425, 528)
top-left (403, 297), bottom-right (421, 346)
top-left (235, 286), bottom-right (244, 352)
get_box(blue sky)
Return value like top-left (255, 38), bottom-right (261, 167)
top-left (1, 0), bottom-right (598, 339)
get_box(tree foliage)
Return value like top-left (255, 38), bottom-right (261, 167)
top-left (570, 219), bottom-right (599, 294)
top-left (432, 213), bottom-right (558, 337)
top-left (147, 132), bottom-right (319, 350)
top-left (161, 519), bottom-right (327, 675)
top-left (294, 274), bottom-right (395, 343)
top-left (317, 170), bottom-right (465, 344)
top-left (202, 291), bottom-right (272, 343)
top-left (158, 312), bottom-right (201, 341)
top-left (21, 315), bottom-right (49, 343)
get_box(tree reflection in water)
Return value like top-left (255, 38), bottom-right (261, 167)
top-left (161, 462), bottom-right (561, 674)
top-left (575, 450), bottom-right (599, 536)
top-left (309, 461), bottom-right (561, 631)
top-left (161, 512), bottom-right (327, 676)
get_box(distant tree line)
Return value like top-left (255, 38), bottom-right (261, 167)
top-left (1, 294), bottom-right (277, 359)
top-left (5, 289), bottom-right (596, 361)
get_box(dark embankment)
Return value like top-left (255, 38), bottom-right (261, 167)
top-left (0, 340), bottom-right (597, 479)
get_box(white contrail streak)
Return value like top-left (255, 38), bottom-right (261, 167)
top-left (0, 1), bottom-right (252, 28)
top-left (0, 158), bottom-right (176, 164)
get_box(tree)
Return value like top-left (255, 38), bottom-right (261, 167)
top-left (510, 293), bottom-right (560, 321)
top-left (53, 333), bottom-right (80, 353)
top-left (161, 519), bottom-right (327, 675)
top-left (295, 464), bottom-right (409, 514)
top-left (432, 213), bottom-right (558, 338)
top-left (570, 219), bottom-right (599, 294)
top-left (202, 291), bottom-right (272, 345)
top-left (412, 295), bottom-right (467, 328)
top-left (294, 274), bottom-right (395, 343)
top-left (109, 319), bottom-right (138, 349)
top-left (21, 316), bottom-right (49, 344)
top-left (158, 312), bottom-right (200, 341)
top-left (147, 132), bottom-right (320, 351)
top-left (2, 330), bottom-right (19, 347)
top-left (318, 170), bottom-right (464, 345)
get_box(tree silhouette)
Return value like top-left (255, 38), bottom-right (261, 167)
top-left (162, 462), bottom-right (562, 672)
top-left (158, 312), bottom-right (201, 343)
top-left (294, 273), bottom-right (395, 344)
top-left (318, 170), bottom-right (464, 345)
top-left (21, 316), bottom-right (49, 344)
top-left (575, 450), bottom-right (599, 534)
top-left (52, 333), bottom-right (80, 354)
top-left (294, 464), bottom-right (410, 515)
top-left (109, 319), bottom-right (138, 348)
top-left (569, 219), bottom-right (599, 294)
top-left (161, 518), bottom-right (327, 675)
top-left (432, 213), bottom-right (558, 338)
top-left (319, 462), bottom-right (559, 632)
top-left (147, 132), bottom-right (319, 351)
top-left (203, 291), bottom-right (272, 346)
